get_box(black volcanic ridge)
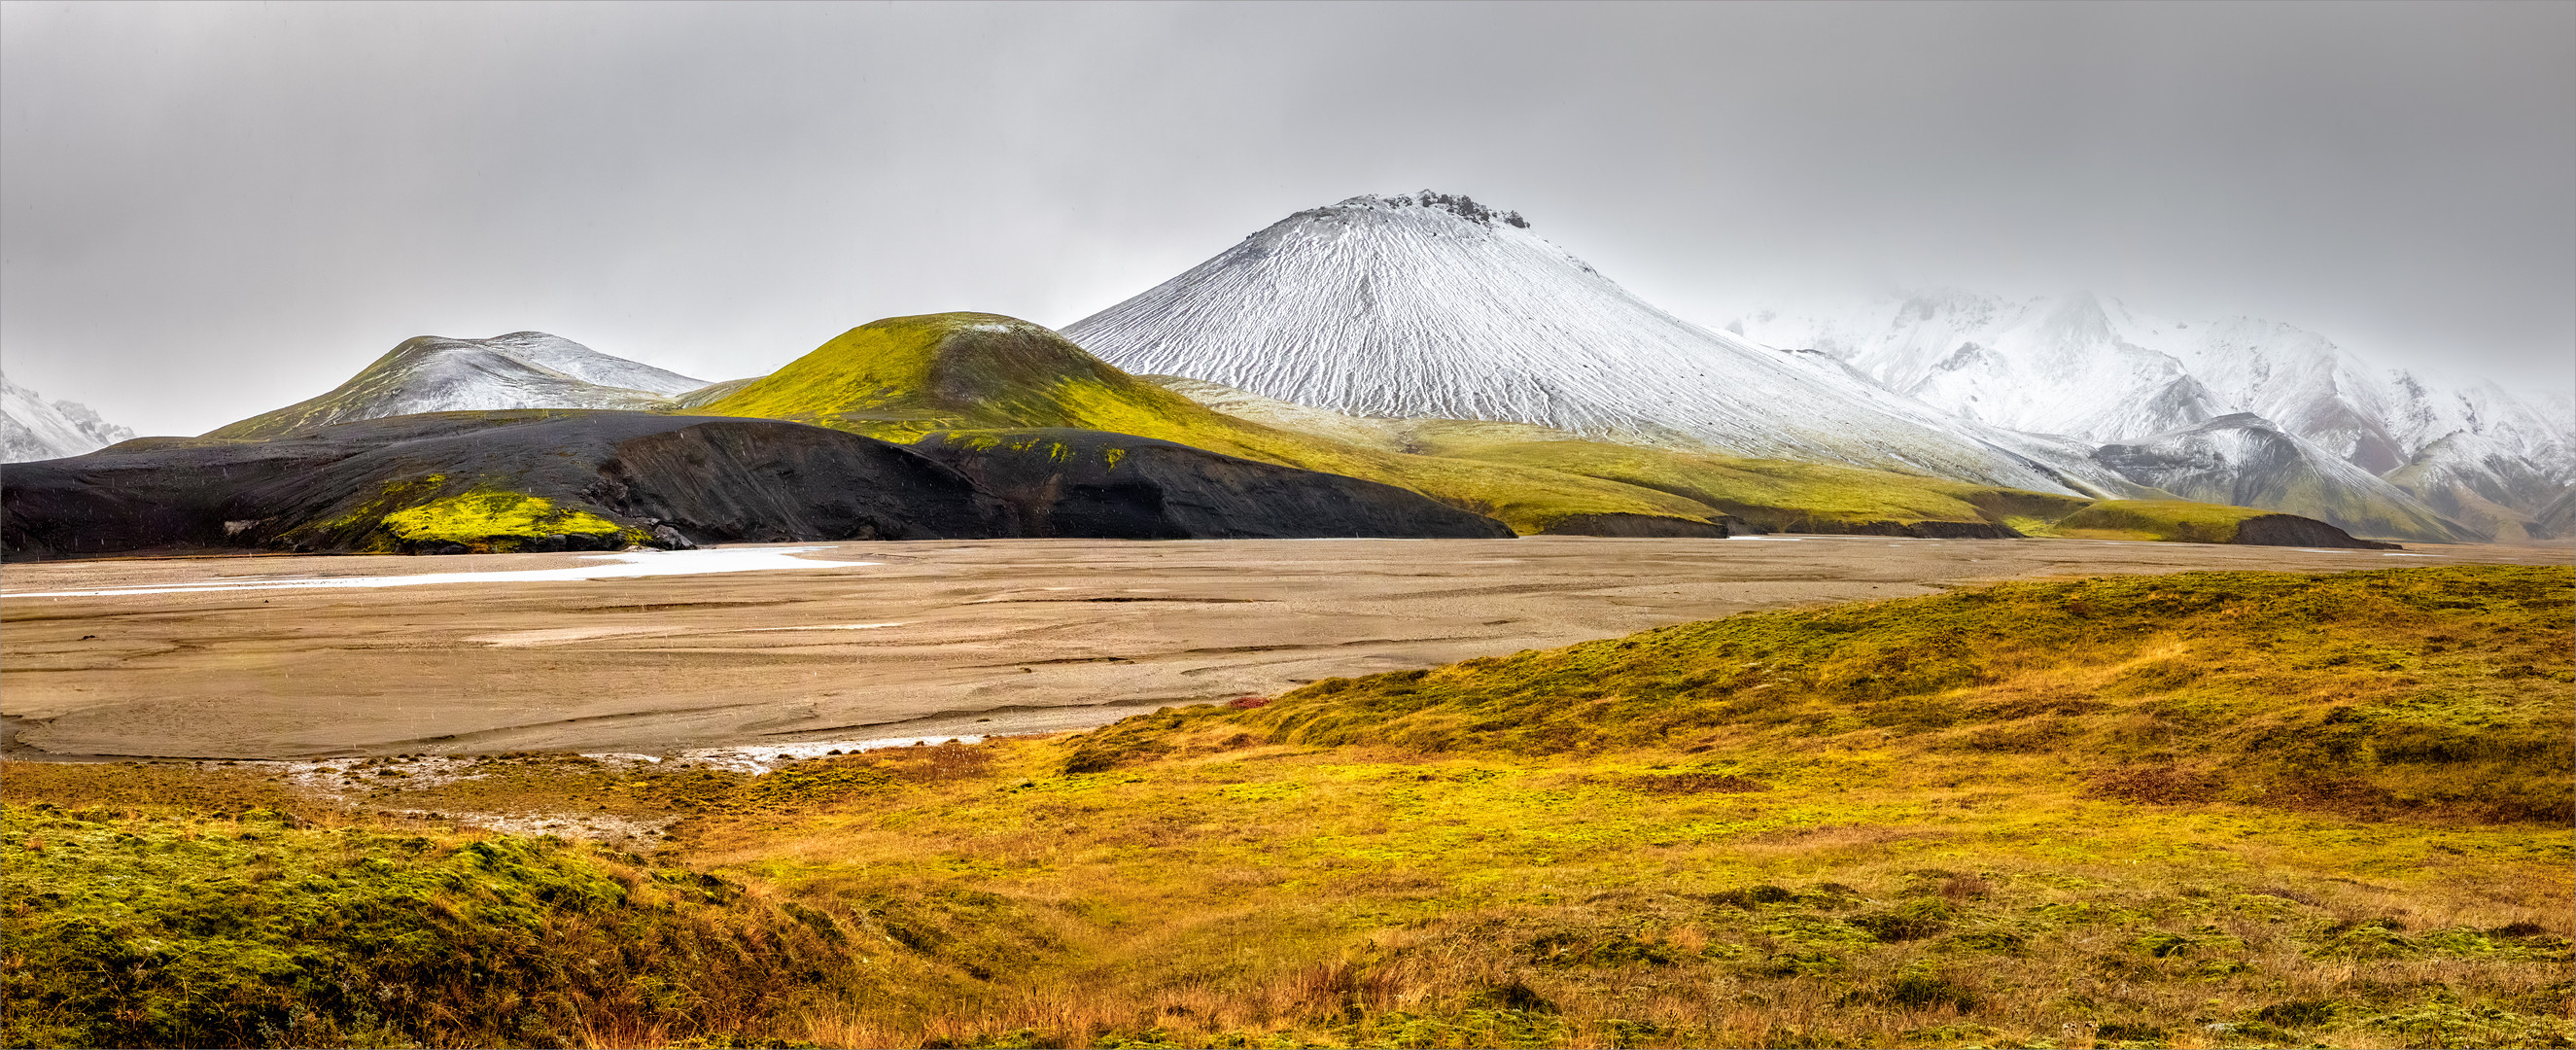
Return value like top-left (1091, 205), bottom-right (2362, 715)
top-left (1, 411), bottom-right (1511, 561)
top-left (913, 429), bottom-right (1512, 541)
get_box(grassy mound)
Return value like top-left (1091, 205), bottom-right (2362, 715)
top-left (2034, 499), bottom-right (2281, 542)
top-left (0, 804), bottom-right (844, 1048)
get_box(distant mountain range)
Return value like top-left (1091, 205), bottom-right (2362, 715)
top-left (1728, 291), bottom-right (2574, 542)
top-left (2, 370), bottom-right (134, 463)
top-left (11, 311), bottom-right (2397, 560)
top-left (9, 192), bottom-right (2561, 550)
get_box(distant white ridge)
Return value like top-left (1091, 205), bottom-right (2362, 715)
top-left (2, 369), bottom-right (136, 463)
top-left (208, 332), bottom-right (712, 438)
top-left (1730, 290), bottom-right (2575, 537)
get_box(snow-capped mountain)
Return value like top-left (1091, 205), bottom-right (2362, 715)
top-left (2384, 429), bottom-right (2570, 542)
top-left (1731, 290), bottom-right (2574, 538)
top-left (207, 332), bottom-right (709, 439)
top-left (1065, 192), bottom-right (2136, 498)
top-left (2094, 414), bottom-right (2469, 543)
top-left (2, 370), bottom-right (136, 463)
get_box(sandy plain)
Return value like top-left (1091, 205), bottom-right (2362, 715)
top-left (3, 535), bottom-right (2562, 759)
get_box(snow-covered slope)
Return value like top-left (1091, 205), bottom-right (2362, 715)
top-left (2384, 430), bottom-right (2571, 542)
top-left (2092, 414), bottom-right (2471, 543)
top-left (3, 370), bottom-right (136, 463)
top-left (2532, 488), bottom-right (2576, 541)
top-left (1732, 290), bottom-right (2574, 533)
top-left (1065, 193), bottom-right (2130, 497)
top-left (207, 332), bottom-right (707, 439)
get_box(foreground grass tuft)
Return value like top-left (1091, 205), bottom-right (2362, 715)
top-left (0, 803), bottom-right (853, 1049)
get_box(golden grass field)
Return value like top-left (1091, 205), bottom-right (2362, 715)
top-left (4, 563), bottom-right (2569, 1049)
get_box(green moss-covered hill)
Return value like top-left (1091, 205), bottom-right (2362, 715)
top-left (694, 313), bottom-right (1734, 535)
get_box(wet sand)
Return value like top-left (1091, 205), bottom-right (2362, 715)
top-left (3, 536), bottom-right (2560, 759)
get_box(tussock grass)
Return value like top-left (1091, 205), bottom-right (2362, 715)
top-left (6, 566), bottom-right (2569, 1048)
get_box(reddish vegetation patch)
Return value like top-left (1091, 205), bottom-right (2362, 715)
top-left (2085, 765), bottom-right (2223, 805)
top-left (1620, 772), bottom-right (1771, 795)
top-left (1227, 696), bottom-right (1271, 709)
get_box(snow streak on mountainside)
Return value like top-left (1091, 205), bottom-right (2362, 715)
top-left (2, 370), bottom-right (136, 463)
top-left (207, 333), bottom-right (709, 439)
top-left (1065, 193), bottom-right (2129, 497)
top-left (1731, 291), bottom-right (2575, 535)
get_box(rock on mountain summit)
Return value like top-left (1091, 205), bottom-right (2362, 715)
top-left (1063, 192), bottom-right (2128, 497)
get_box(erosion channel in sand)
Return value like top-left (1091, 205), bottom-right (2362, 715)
top-left (3, 536), bottom-right (2560, 760)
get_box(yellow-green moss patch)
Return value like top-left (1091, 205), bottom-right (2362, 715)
top-left (380, 490), bottom-right (624, 543)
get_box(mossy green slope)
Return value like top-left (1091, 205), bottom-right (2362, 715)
top-left (1091, 564), bottom-right (2572, 822)
top-left (1398, 428), bottom-right (2096, 535)
top-left (1147, 374), bottom-right (2168, 537)
top-left (2036, 499), bottom-right (2280, 542)
top-left (695, 313), bottom-right (1725, 534)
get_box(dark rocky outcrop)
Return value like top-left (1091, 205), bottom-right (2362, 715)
top-left (5, 411), bottom-right (1519, 561)
top-left (2231, 513), bottom-right (2402, 550)
top-left (2, 411), bottom-right (1014, 560)
top-left (911, 429), bottom-right (1514, 541)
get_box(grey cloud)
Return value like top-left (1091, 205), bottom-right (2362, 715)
top-left (3, 0), bottom-right (2568, 436)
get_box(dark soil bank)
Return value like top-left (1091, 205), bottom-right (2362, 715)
top-left (915, 429), bottom-right (1513, 540)
top-left (2234, 514), bottom-right (2402, 549)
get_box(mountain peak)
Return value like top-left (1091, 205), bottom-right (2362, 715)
top-left (1062, 195), bottom-right (2126, 495)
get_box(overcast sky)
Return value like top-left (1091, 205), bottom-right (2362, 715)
top-left (4, 1), bottom-right (2570, 437)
